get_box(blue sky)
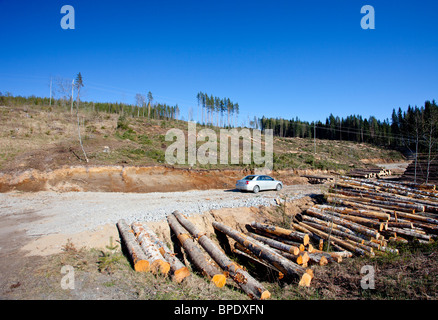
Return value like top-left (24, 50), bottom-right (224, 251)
top-left (0, 0), bottom-right (437, 124)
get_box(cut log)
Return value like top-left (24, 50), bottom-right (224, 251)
top-left (249, 221), bottom-right (310, 245)
top-left (307, 252), bottom-right (329, 266)
top-left (326, 192), bottom-right (425, 213)
top-left (310, 249), bottom-right (344, 263)
top-left (333, 183), bottom-right (438, 211)
top-left (167, 214), bottom-right (226, 288)
top-left (233, 243), bottom-right (285, 276)
top-left (301, 214), bottom-right (357, 236)
top-left (291, 222), bottom-right (325, 246)
top-left (337, 214), bottom-right (385, 231)
top-left (116, 219), bottom-right (150, 272)
top-left (389, 211), bottom-right (438, 226)
top-left (131, 223), bottom-right (171, 276)
top-left (137, 222), bottom-right (190, 283)
top-left (340, 176), bottom-right (438, 199)
top-left (172, 211), bottom-right (270, 300)
top-left (344, 239), bottom-right (374, 255)
top-left (248, 226), bottom-right (305, 249)
top-left (305, 207), bottom-right (380, 239)
top-left (248, 232), bottom-right (301, 256)
top-left (302, 218), bottom-right (367, 245)
top-left (387, 221), bottom-right (414, 229)
top-left (213, 221), bottom-right (313, 287)
top-left (298, 221), bottom-right (370, 256)
top-left (315, 204), bottom-right (390, 221)
top-left (386, 227), bottom-right (432, 242)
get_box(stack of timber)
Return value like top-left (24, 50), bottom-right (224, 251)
top-left (401, 154), bottom-right (438, 184)
top-left (116, 219), bottom-right (190, 283)
top-left (168, 211), bottom-right (271, 300)
top-left (313, 176), bottom-right (438, 253)
top-left (212, 220), bottom-right (314, 287)
top-left (243, 221), bottom-right (347, 267)
top-left (302, 175), bottom-right (335, 184)
top-left (347, 168), bottom-right (392, 179)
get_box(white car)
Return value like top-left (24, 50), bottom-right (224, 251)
top-left (235, 175), bottom-right (283, 193)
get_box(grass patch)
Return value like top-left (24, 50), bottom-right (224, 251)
top-left (29, 239), bottom-right (248, 300)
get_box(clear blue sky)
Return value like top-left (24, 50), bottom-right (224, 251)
top-left (0, 0), bottom-right (437, 123)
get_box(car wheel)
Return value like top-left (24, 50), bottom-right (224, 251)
top-left (276, 183), bottom-right (282, 191)
top-left (253, 185), bottom-right (260, 193)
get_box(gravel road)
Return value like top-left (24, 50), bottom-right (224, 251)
top-left (0, 185), bottom-right (323, 237)
top-left (0, 184), bottom-right (323, 299)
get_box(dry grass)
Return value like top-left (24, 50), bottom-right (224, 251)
top-left (8, 238), bottom-right (436, 300)
top-left (0, 104), bottom-right (404, 173)
top-left (7, 239), bottom-right (248, 300)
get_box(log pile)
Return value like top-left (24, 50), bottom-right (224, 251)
top-left (302, 175), bottom-right (335, 184)
top-left (401, 154), bottom-right (438, 184)
top-left (167, 211), bottom-right (271, 299)
top-left (172, 211), bottom-right (271, 300)
top-left (213, 221), bottom-right (313, 287)
top-left (117, 219), bottom-right (190, 282)
top-left (306, 176), bottom-right (438, 254)
top-left (233, 220), bottom-right (348, 272)
top-left (116, 176), bottom-right (437, 298)
top-left (248, 175), bottom-right (437, 264)
top-left (347, 168), bottom-right (392, 179)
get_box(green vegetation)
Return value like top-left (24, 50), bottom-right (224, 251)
top-left (260, 100), bottom-right (438, 153)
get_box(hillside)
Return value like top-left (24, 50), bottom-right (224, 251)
top-left (0, 104), bottom-right (404, 175)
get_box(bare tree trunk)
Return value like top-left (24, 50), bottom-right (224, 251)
top-left (415, 134), bottom-right (418, 183)
top-left (76, 87), bottom-right (89, 163)
top-left (426, 123), bottom-right (434, 184)
top-left (71, 80), bottom-right (74, 115)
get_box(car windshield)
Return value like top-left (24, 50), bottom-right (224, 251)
top-left (242, 175), bottom-right (256, 180)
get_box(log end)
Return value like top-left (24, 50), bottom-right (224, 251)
top-left (307, 243), bottom-right (314, 253)
top-left (151, 260), bottom-right (171, 276)
top-left (291, 247), bottom-right (300, 256)
top-left (212, 274), bottom-right (227, 288)
top-left (298, 272), bottom-right (312, 287)
top-left (261, 290), bottom-right (271, 300)
top-left (302, 252), bottom-right (309, 265)
top-left (173, 267), bottom-right (191, 283)
top-left (134, 260), bottom-right (150, 272)
top-left (319, 256), bottom-right (328, 266)
top-left (306, 268), bottom-right (314, 278)
top-left (303, 234), bottom-right (310, 246)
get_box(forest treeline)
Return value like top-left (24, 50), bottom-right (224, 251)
top-left (0, 91), bottom-right (181, 121)
top-left (1, 90), bottom-right (436, 155)
top-left (259, 100), bottom-right (438, 153)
